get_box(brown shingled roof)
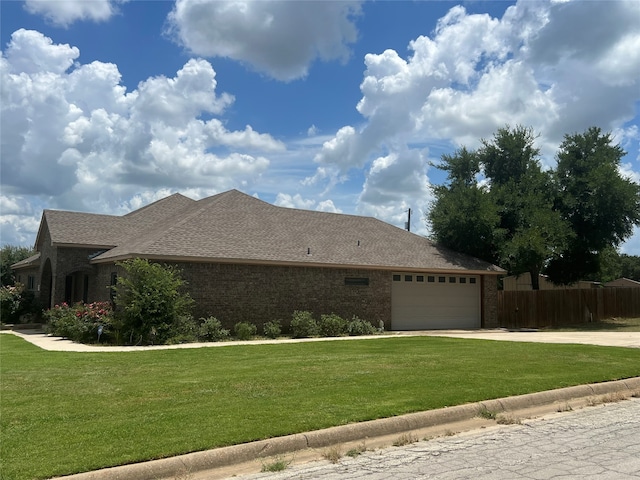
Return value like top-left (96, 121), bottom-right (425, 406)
top-left (36, 193), bottom-right (196, 248)
top-left (84, 190), bottom-right (503, 274)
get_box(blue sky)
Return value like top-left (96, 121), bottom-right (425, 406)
top-left (1, 0), bottom-right (639, 255)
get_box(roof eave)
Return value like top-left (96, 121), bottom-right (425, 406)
top-left (11, 253), bottom-right (42, 270)
top-left (53, 243), bottom-right (118, 249)
top-left (89, 253), bottom-right (504, 274)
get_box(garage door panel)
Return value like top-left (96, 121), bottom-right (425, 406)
top-left (392, 273), bottom-right (480, 330)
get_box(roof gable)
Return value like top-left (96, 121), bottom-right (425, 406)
top-left (36, 193), bottom-right (197, 248)
top-left (41, 210), bottom-right (128, 248)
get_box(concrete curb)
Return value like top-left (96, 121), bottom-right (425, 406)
top-left (57, 377), bottom-right (640, 480)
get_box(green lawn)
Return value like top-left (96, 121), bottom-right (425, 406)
top-left (2, 334), bottom-right (640, 480)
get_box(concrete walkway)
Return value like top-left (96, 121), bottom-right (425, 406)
top-left (3, 328), bottom-right (639, 352)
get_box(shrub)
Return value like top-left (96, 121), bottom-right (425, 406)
top-left (0, 283), bottom-right (40, 324)
top-left (165, 315), bottom-right (199, 344)
top-left (318, 313), bottom-right (347, 337)
top-left (1, 284), bottom-right (24, 324)
top-left (262, 320), bottom-right (282, 339)
top-left (198, 316), bottom-right (230, 342)
top-left (346, 316), bottom-right (377, 336)
top-left (113, 259), bottom-right (194, 345)
top-left (234, 322), bottom-right (257, 340)
top-left (45, 302), bottom-right (115, 344)
top-left (290, 310), bottom-right (319, 338)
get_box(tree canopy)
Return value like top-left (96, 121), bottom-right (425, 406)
top-left (1, 245), bottom-right (35, 287)
top-left (428, 126), bottom-right (640, 288)
top-left (545, 127), bottom-right (640, 284)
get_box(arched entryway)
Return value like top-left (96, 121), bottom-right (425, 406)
top-left (63, 270), bottom-right (91, 304)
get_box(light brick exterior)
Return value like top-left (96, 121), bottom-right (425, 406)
top-left (38, 250), bottom-right (499, 331)
top-left (482, 275), bottom-right (499, 328)
top-left (175, 262), bottom-right (391, 330)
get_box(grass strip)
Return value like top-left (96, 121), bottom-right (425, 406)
top-left (2, 334), bottom-right (639, 479)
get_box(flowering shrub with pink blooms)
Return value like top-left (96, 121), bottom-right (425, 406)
top-left (45, 302), bottom-right (116, 343)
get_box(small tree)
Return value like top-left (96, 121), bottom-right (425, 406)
top-left (113, 259), bottom-right (195, 344)
top-left (1, 245), bottom-right (35, 287)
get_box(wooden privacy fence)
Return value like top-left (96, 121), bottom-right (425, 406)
top-left (497, 288), bottom-right (640, 329)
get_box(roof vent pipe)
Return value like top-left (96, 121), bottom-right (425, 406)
top-left (307, 247), bottom-right (311, 255)
top-left (357, 240), bottom-right (361, 247)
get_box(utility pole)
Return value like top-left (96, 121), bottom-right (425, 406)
top-left (405, 208), bottom-right (411, 232)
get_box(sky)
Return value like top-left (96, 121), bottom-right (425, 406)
top-left (1, 0), bottom-right (639, 256)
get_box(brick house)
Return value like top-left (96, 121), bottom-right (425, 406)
top-left (13, 189), bottom-right (504, 330)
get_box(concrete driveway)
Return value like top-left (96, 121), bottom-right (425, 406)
top-left (415, 329), bottom-right (640, 349)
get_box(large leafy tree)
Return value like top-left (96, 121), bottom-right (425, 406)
top-left (546, 127), bottom-right (640, 284)
top-left (429, 147), bottom-right (500, 261)
top-left (477, 126), bottom-right (570, 289)
top-left (430, 126), bottom-right (569, 289)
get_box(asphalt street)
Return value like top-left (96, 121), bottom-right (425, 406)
top-left (238, 398), bottom-right (640, 480)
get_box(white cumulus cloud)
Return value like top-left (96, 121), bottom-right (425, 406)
top-left (1, 29), bottom-right (285, 242)
top-left (168, 0), bottom-right (363, 81)
top-left (312, 0), bottom-right (640, 209)
top-left (24, 0), bottom-right (126, 27)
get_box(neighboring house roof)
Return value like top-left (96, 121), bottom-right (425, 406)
top-left (604, 278), bottom-right (640, 288)
top-left (502, 272), bottom-right (601, 290)
top-left (39, 190), bottom-right (504, 274)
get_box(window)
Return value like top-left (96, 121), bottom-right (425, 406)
top-left (64, 275), bottom-right (73, 304)
top-left (27, 275), bottom-right (36, 290)
top-left (470, 277), bottom-right (477, 284)
top-left (460, 277), bottom-right (467, 284)
top-left (449, 277), bottom-right (456, 283)
top-left (345, 277), bottom-right (369, 286)
top-left (393, 274), bottom-right (401, 281)
top-left (405, 275), bottom-right (413, 282)
top-left (438, 276), bottom-right (446, 283)
top-left (417, 275), bottom-right (424, 282)
top-left (427, 276), bottom-right (435, 283)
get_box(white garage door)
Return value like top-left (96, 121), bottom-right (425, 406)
top-left (391, 273), bottom-right (481, 330)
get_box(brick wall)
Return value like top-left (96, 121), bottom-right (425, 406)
top-left (174, 262), bottom-right (391, 330)
top-left (482, 275), bottom-right (499, 328)
top-left (37, 226), bottom-right (109, 308)
top-left (93, 264), bottom-right (126, 303)
top-left (58, 254), bottom-right (499, 332)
